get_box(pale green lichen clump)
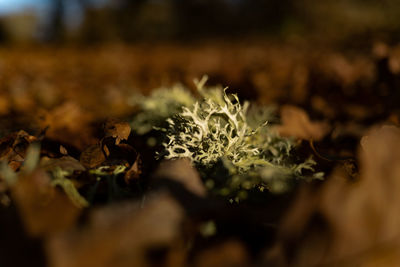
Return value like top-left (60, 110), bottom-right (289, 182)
top-left (130, 84), bottom-right (196, 135)
top-left (132, 76), bottom-right (323, 199)
top-left (163, 80), bottom-right (264, 171)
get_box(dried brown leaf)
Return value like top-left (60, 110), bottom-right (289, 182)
top-left (80, 145), bottom-right (105, 169)
top-left (11, 169), bottom-right (81, 237)
top-left (41, 102), bottom-right (95, 150)
top-left (47, 193), bottom-right (184, 267)
top-left (0, 130), bottom-right (37, 171)
top-left (40, 156), bottom-right (86, 173)
top-left (104, 119), bottom-right (131, 145)
top-left (124, 155), bottom-right (141, 184)
top-left (276, 105), bottom-right (330, 141)
top-left (154, 159), bottom-right (206, 197)
top-left (276, 125), bottom-right (400, 266)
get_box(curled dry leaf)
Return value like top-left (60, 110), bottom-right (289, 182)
top-left (47, 193), bottom-right (184, 267)
top-left (80, 145), bottom-right (106, 169)
top-left (274, 125), bottom-right (400, 266)
top-left (276, 105), bottom-right (330, 141)
top-left (103, 142), bottom-right (138, 165)
top-left (124, 154), bottom-right (141, 184)
top-left (11, 169), bottom-right (81, 237)
top-left (103, 119), bottom-right (131, 145)
top-left (0, 130), bottom-right (37, 171)
top-left (153, 159), bottom-right (206, 197)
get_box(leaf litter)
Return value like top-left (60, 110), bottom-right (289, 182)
top-left (0, 43), bottom-right (400, 267)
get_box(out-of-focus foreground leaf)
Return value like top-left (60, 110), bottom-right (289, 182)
top-left (11, 169), bottom-right (81, 237)
top-left (47, 193), bottom-right (184, 267)
top-left (271, 125), bottom-right (400, 266)
top-left (275, 105), bottom-right (330, 141)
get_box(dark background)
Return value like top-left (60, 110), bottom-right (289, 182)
top-left (1, 0), bottom-right (400, 46)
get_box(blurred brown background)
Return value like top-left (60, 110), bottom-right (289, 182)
top-left (1, 0), bottom-right (400, 133)
top-left (1, 0), bottom-right (400, 45)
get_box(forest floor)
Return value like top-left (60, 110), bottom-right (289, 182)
top-left (1, 41), bottom-right (400, 267)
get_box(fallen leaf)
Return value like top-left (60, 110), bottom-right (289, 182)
top-left (101, 138), bottom-right (138, 166)
top-left (276, 105), bottom-right (330, 141)
top-left (124, 155), bottom-right (141, 184)
top-left (153, 159), bottom-right (206, 197)
top-left (80, 145), bottom-right (105, 169)
top-left (275, 125), bottom-right (400, 266)
top-left (11, 169), bottom-right (81, 237)
top-left (41, 156), bottom-right (86, 173)
top-left (0, 130), bottom-right (37, 171)
top-left (47, 193), bottom-right (184, 267)
top-left (103, 119), bottom-right (131, 145)
top-left (41, 102), bottom-right (95, 150)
